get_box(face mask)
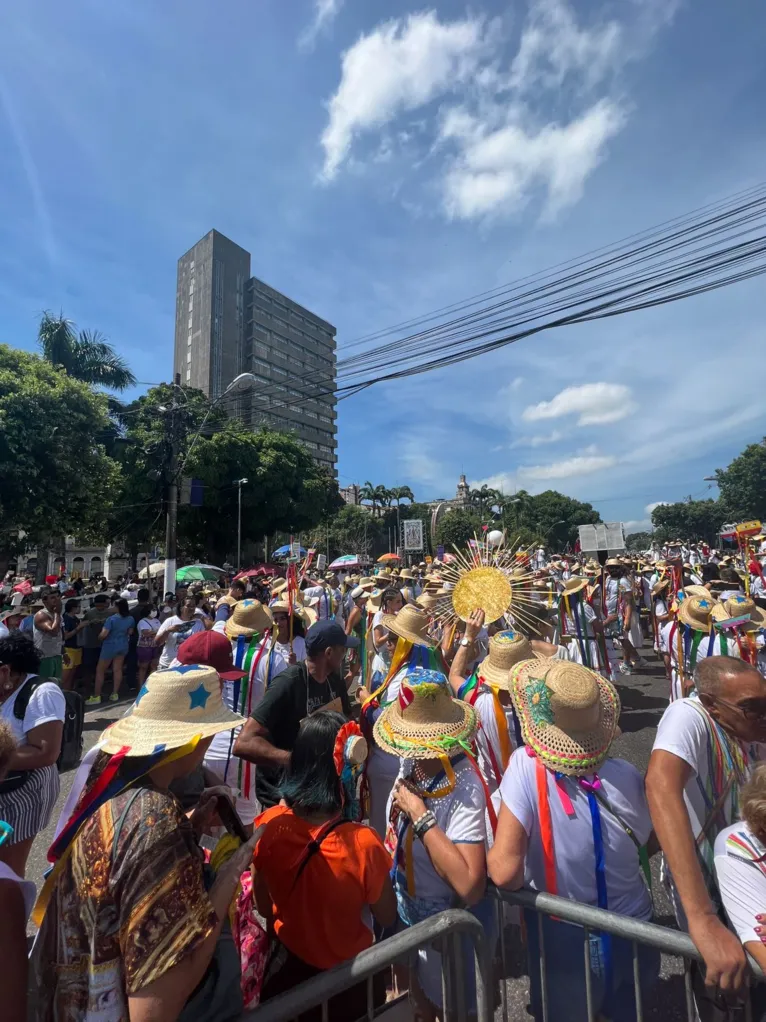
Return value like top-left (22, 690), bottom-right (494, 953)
top-left (149, 609), bottom-right (158, 619)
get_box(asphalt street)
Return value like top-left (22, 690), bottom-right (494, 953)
top-left (26, 652), bottom-right (684, 1019)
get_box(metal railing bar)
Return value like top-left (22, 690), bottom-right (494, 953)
top-left (538, 912), bottom-right (549, 1022)
top-left (496, 896), bottom-right (509, 1022)
top-left (496, 888), bottom-right (701, 960)
top-left (583, 926), bottom-right (595, 1022)
top-left (239, 909), bottom-right (491, 1022)
top-left (453, 931), bottom-right (467, 1022)
top-left (633, 939), bottom-right (644, 1022)
top-left (683, 959), bottom-right (695, 1022)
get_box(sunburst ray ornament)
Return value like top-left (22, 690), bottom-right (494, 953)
top-left (434, 533), bottom-right (538, 629)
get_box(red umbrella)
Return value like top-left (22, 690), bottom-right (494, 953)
top-left (234, 565), bottom-right (282, 580)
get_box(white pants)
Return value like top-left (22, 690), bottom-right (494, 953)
top-left (203, 751), bottom-right (260, 827)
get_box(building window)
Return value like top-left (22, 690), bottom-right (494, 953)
top-left (186, 368), bottom-right (191, 382)
top-left (272, 366), bottom-right (287, 377)
top-left (189, 282), bottom-right (194, 295)
top-left (186, 351), bottom-right (191, 363)
top-left (187, 316), bottom-right (192, 329)
top-left (255, 344), bottom-right (269, 359)
top-left (253, 359), bottom-right (271, 373)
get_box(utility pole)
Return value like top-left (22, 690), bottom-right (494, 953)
top-left (235, 478), bottom-right (248, 571)
top-left (162, 374), bottom-right (182, 597)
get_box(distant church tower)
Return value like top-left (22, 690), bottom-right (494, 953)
top-left (455, 474), bottom-right (470, 507)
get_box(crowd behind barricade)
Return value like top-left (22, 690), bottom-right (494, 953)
top-left (1, 534), bottom-right (766, 1021)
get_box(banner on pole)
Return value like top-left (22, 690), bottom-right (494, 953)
top-left (316, 553), bottom-right (327, 571)
top-left (403, 520), bottom-right (424, 552)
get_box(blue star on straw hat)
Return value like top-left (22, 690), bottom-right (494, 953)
top-left (188, 683), bottom-right (211, 710)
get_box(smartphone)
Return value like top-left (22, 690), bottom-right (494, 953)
top-left (216, 794), bottom-right (248, 843)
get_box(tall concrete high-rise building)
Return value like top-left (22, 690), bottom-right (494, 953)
top-left (174, 230), bottom-right (337, 475)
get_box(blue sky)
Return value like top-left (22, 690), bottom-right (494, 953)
top-left (1, 0), bottom-right (765, 533)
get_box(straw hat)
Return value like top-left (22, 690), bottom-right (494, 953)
top-left (399, 569), bottom-right (415, 581)
top-left (681, 584), bottom-right (710, 598)
top-left (560, 576), bottom-right (588, 596)
top-left (366, 588), bottom-right (384, 612)
top-left (0, 607), bottom-right (25, 623)
top-left (416, 592), bottom-right (441, 612)
top-left (100, 664), bottom-right (246, 756)
top-left (269, 600), bottom-right (317, 628)
top-left (652, 578), bottom-right (670, 596)
top-left (224, 598), bottom-right (273, 639)
top-left (477, 630), bottom-right (537, 690)
top-left (711, 595), bottom-right (766, 630)
top-left (676, 595), bottom-right (714, 631)
top-left (376, 571), bottom-right (393, 584)
top-left (373, 667), bottom-right (477, 760)
top-left (511, 658), bottom-right (620, 777)
top-left (270, 578), bottom-right (288, 596)
top-left (381, 605), bottom-right (433, 647)
top-left (604, 559), bottom-right (622, 568)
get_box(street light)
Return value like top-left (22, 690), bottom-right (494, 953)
top-left (544, 519), bottom-right (566, 543)
top-left (163, 373), bottom-right (258, 595)
top-left (235, 478), bottom-right (249, 571)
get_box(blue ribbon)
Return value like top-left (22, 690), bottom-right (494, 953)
top-left (581, 781), bottom-right (613, 1007)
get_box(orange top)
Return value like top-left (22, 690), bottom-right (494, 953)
top-left (253, 805), bottom-right (392, 969)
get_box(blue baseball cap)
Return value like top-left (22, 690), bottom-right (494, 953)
top-left (305, 620), bottom-right (360, 656)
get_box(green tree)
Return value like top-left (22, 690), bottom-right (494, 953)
top-left (625, 531), bottom-right (654, 551)
top-left (0, 345), bottom-right (122, 574)
top-left (501, 490), bottom-right (600, 549)
top-left (181, 422), bottom-right (338, 563)
top-left (651, 499), bottom-right (726, 544)
top-left (715, 438), bottom-right (766, 523)
top-left (435, 508), bottom-right (482, 550)
top-left (389, 485), bottom-right (415, 509)
top-left (38, 312), bottom-right (136, 390)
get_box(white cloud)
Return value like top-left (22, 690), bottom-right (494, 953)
top-left (517, 453), bottom-right (617, 480)
top-left (522, 382), bottom-right (637, 426)
top-left (509, 376), bottom-right (525, 391)
top-left (320, 12), bottom-right (489, 180)
top-left (441, 99), bottom-right (625, 220)
top-left (645, 501), bottom-right (668, 515)
top-left (509, 0), bottom-right (622, 93)
top-left (510, 429), bottom-right (564, 448)
top-left (299, 0), bottom-right (344, 51)
top-left (622, 519), bottom-right (651, 533)
top-left (469, 471), bottom-right (519, 494)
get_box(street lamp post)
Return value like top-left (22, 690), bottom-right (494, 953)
top-left (235, 478), bottom-right (249, 571)
top-left (163, 372), bottom-right (257, 596)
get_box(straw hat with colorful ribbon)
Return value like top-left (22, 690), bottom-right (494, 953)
top-left (100, 664), bottom-right (246, 756)
top-left (652, 578), bottom-right (670, 597)
top-left (224, 598), bottom-right (273, 640)
top-left (511, 658), bottom-right (620, 777)
top-left (373, 667), bottom-right (477, 760)
top-left (676, 594), bottom-right (714, 631)
top-left (560, 576), bottom-right (589, 597)
top-left (477, 630), bottom-right (538, 691)
top-left (381, 604), bottom-right (433, 648)
top-left (682, 584), bottom-right (710, 599)
top-left (711, 594), bottom-right (766, 630)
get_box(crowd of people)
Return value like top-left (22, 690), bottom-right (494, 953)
top-left (1, 537), bottom-right (766, 1021)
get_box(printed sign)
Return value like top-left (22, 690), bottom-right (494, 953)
top-left (403, 519), bottom-right (424, 552)
top-left (316, 553), bottom-right (327, 571)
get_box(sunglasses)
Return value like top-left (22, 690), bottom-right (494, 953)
top-left (714, 696), bottom-right (766, 722)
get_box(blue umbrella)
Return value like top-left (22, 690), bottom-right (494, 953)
top-left (272, 544), bottom-right (307, 558)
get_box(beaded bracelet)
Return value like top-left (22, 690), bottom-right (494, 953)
top-left (413, 810), bottom-right (436, 839)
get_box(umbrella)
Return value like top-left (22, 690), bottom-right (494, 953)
top-left (329, 554), bottom-right (362, 570)
top-left (176, 564), bottom-right (226, 582)
top-left (272, 544), bottom-right (307, 558)
top-left (235, 565), bottom-right (281, 580)
top-left (377, 553), bottom-right (401, 563)
top-left (138, 562), bottom-right (166, 579)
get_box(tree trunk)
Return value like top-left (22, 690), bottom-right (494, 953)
top-left (35, 540), bottom-right (51, 584)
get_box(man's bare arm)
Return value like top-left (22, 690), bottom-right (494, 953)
top-left (233, 718), bottom-right (290, 769)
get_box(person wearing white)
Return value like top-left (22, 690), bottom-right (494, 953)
top-left (154, 597), bottom-right (205, 670)
top-left (0, 636), bottom-right (65, 877)
top-left (714, 764), bottom-right (766, 976)
top-left (302, 584), bottom-right (337, 622)
top-left (647, 658), bottom-right (766, 996)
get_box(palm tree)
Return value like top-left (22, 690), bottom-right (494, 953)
top-left (389, 485), bottom-right (415, 509)
top-left (38, 312), bottom-right (136, 390)
top-left (360, 481), bottom-right (379, 517)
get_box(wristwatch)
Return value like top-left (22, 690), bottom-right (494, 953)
top-left (459, 637), bottom-right (471, 647)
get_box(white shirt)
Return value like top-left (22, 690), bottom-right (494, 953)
top-left (653, 696), bottom-right (766, 913)
top-left (473, 689), bottom-right (517, 806)
top-left (273, 635), bottom-right (307, 662)
top-left (155, 615), bottom-right (205, 669)
top-left (206, 633), bottom-right (287, 758)
top-left (388, 757), bottom-right (486, 901)
top-left (303, 586), bottom-right (335, 621)
top-left (136, 616), bottom-right (160, 646)
top-left (500, 750), bottom-right (652, 920)
top-left (714, 822), bottom-right (766, 948)
top-left (604, 577), bottom-right (632, 616)
top-left (0, 673), bottom-right (66, 742)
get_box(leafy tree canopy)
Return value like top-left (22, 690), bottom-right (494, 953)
top-left (650, 499), bottom-right (726, 544)
top-left (625, 531), bottom-right (654, 551)
top-left (435, 508), bottom-right (482, 550)
top-left (0, 345), bottom-right (122, 549)
top-left (38, 312), bottom-right (136, 391)
top-left (715, 439), bottom-right (766, 523)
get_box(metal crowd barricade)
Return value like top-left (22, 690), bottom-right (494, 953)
top-left (493, 886), bottom-right (763, 1022)
top-left (238, 907), bottom-right (493, 1022)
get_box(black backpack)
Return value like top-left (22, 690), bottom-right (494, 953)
top-left (0, 677), bottom-right (84, 794)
